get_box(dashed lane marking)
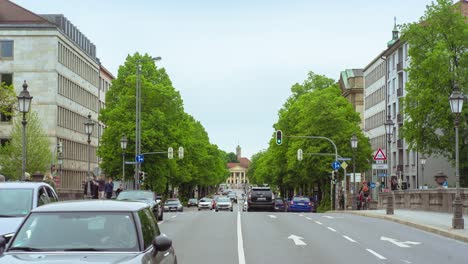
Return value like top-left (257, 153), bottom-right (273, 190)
top-left (366, 249), bottom-right (387, 260)
top-left (171, 215), bottom-right (177, 218)
top-left (327, 227), bottom-right (337, 232)
top-left (315, 221), bottom-right (323, 225)
top-left (343, 235), bottom-right (356, 242)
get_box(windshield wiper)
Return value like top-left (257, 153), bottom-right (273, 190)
top-left (64, 248), bottom-right (108, 251)
top-left (9, 246), bottom-right (43, 251)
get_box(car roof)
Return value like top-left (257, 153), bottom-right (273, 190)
top-left (0, 182), bottom-right (52, 190)
top-left (31, 200), bottom-right (149, 212)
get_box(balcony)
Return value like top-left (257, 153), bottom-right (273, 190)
top-left (397, 113), bottom-right (403, 124)
top-left (397, 139), bottom-right (403, 149)
top-left (397, 88), bottom-right (403, 97)
top-left (397, 62), bottom-right (403, 72)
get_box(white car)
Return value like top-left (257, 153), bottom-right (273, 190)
top-left (215, 197), bottom-right (233, 212)
top-left (198, 198), bottom-right (212, 210)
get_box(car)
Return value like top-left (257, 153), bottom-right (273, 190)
top-left (227, 192), bottom-right (237, 203)
top-left (247, 186), bottom-right (274, 211)
top-left (164, 198), bottom-right (183, 212)
top-left (187, 198), bottom-right (198, 207)
top-left (198, 198), bottom-right (212, 210)
top-left (116, 190), bottom-right (163, 221)
top-left (288, 196), bottom-right (313, 212)
top-left (0, 182), bottom-right (58, 244)
top-left (274, 198), bottom-right (287, 212)
top-left (222, 189), bottom-right (231, 195)
top-left (215, 197), bottom-right (233, 212)
top-left (0, 200), bottom-right (177, 263)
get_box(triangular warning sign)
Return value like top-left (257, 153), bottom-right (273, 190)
top-left (373, 148), bottom-right (387, 161)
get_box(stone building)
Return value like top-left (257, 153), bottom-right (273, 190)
top-left (226, 145), bottom-right (250, 189)
top-left (0, 0), bottom-right (113, 194)
top-left (339, 69), bottom-right (364, 129)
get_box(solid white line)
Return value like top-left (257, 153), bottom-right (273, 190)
top-left (299, 214), bottom-right (304, 217)
top-left (315, 221), bottom-right (323, 225)
top-left (306, 217), bottom-right (312, 220)
top-left (343, 235), bottom-right (356, 242)
top-left (327, 227), bottom-right (337, 232)
top-left (366, 249), bottom-right (387, 260)
top-left (171, 215), bottom-right (177, 218)
top-left (158, 221), bottom-right (164, 225)
top-left (237, 211), bottom-right (246, 264)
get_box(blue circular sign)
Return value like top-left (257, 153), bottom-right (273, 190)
top-left (332, 161), bottom-right (341, 170)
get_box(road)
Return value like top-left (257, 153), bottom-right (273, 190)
top-left (160, 200), bottom-right (468, 264)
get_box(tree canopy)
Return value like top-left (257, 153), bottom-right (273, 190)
top-left (98, 53), bottom-right (228, 198)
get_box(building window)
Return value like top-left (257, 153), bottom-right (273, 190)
top-left (0, 40), bottom-right (13, 59)
top-left (0, 73), bottom-right (12, 86)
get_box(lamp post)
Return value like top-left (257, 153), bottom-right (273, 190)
top-left (135, 56), bottom-right (161, 190)
top-left (17, 81), bottom-right (33, 181)
top-left (449, 84), bottom-right (464, 229)
top-left (120, 134), bottom-right (128, 189)
top-left (84, 114), bottom-right (95, 199)
top-left (420, 157), bottom-right (426, 189)
top-left (384, 115), bottom-right (394, 215)
top-left (351, 134), bottom-right (358, 210)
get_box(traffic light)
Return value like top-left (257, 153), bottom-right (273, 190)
top-left (276, 130), bottom-right (283, 145)
top-left (168, 147), bottom-right (174, 159)
top-left (178, 147), bottom-right (184, 159)
top-left (297, 149), bottom-right (303, 161)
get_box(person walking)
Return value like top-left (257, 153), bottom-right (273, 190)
top-left (0, 174), bottom-right (5, 182)
top-left (115, 183), bottom-right (123, 197)
top-left (96, 176), bottom-right (105, 199)
top-left (24, 172), bottom-right (31, 182)
top-left (43, 172), bottom-right (56, 192)
top-left (104, 177), bottom-right (114, 199)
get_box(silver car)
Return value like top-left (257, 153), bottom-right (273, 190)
top-left (0, 200), bottom-right (177, 264)
top-left (215, 197), bottom-right (233, 212)
top-left (0, 182), bottom-right (58, 243)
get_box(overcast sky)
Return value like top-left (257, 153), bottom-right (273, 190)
top-left (14, 0), bottom-right (433, 158)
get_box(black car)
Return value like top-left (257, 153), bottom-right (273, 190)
top-left (116, 190), bottom-right (163, 221)
top-left (274, 198), bottom-right (287, 212)
top-left (164, 199), bottom-right (183, 212)
top-left (247, 187), bottom-right (274, 211)
top-left (0, 200), bottom-right (177, 263)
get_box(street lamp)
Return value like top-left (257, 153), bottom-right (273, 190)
top-left (120, 134), bottom-right (128, 189)
top-left (351, 134), bottom-right (358, 210)
top-left (84, 113), bottom-right (95, 199)
top-left (449, 84), bottom-right (464, 229)
top-left (384, 114), bottom-right (394, 215)
top-left (135, 56), bottom-right (162, 190)
top-left (420, 157), bottom-right (426, 189)
top-left (17, 81), bottom-right (33, 181)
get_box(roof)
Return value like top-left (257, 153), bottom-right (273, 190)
top-left (0, 0), bottom-right (51, 24)
top-left (227, 157), bottom-right (251, 169)
top-left (340, 69), bottom-right (364, 89)
top-left (31, 200), bottom-right (149, 212)
top-left (0, 182), bottom-right (51, 189)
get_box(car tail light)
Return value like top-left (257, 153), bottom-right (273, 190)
top-left (308, 202), bottom-right (311, 206)
top-left (290, 201), bottom-right (294, 205)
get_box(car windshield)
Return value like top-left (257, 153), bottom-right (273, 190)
top-left (218, 198), bottom-right (230, 202)
top-left (9, 212), bottom-right (138, 251)
top-left (165, 200), bottom-right (179, 205)
top-left (0, 188), bottom-right (33, 217)
top-left (293, 197), bottom-right (310, 202)
top-left (275, 199), bottom-right (284, 204)
top-left (199, 199), bottom-right (211, 202)
top-left (189, 199), bottom-right (197, 202)
top-left (116, 191), bottom-right (153, 201)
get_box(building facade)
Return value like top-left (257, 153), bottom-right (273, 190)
top-left (0, 0), bottom-right (113, 192)
top-left (339, 69), bottom-right (365, 129)
top-left (226, 145), bottom-right (250, 189)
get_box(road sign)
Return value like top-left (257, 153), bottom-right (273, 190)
top-left (370, 182), bottom-right (376, 189)
top-left (125, 161), bottom-right (138, 165)
top-left (332, 161), bottom-right (341, 170)
top-left (373, 148), bottom-right (387, 161)
top-left (135, 154), bottom-right (144, 163)
top-left (338, 157), bottom-right (352, 161)
top-left (341, 162), bottom-right (348, 170)
top-left (372, 164), bottom-right (388, 170)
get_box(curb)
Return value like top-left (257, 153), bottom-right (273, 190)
top-left (327, 210), bottom-right (468, 243)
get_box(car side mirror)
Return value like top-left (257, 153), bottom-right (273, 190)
top-left (152, 235), bottom-right (172, 252)
top-left (0, 236), bottom-right (6, 255)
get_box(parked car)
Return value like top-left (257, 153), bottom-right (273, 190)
top-left (222, 189), bottom-right (231, 195)
top-left (288, 196), bottom-right (313, 212)
top-left (227, 193), bottom-right (237, 203)
top-left (215, 197), bottom-right (233, 212)
top-left (164, 199), bottom-right (183, 212)
top-left (0, 182), bottom-right (58, 244)
top-left (274, 198), bottom-right (287, 212)
top-left (116, 190), bottom-right (163, 221)
top-left (247, 186), bottom-right (274, 211)
top-left (0, 200), bottom-right (177, 263)
top-left (198, 198), bottom-right (212, 210)
top-left (187, 198), bottom-right (198, 207)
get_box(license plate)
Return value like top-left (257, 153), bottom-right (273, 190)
top-left (257, 197), bottom-right (266, 201)
top-left (298, 203), bottom-right (304, 205)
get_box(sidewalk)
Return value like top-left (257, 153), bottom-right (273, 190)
top-left (333, 209), bottom-right (468, 243)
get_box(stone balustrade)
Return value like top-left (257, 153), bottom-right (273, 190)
top-left (378, 188), bottom-right (468, 214)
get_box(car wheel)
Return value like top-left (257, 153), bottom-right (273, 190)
top-left (158, 211), bottom-right (164, 221)
top-left (198, 208), bottom-right (201, 211)
top-left (215, 209), bottom-right (218, 212)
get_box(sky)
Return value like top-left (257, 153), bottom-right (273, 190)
top-left (14, 0), bottom-right (433, 159)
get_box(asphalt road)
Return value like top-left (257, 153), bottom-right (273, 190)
top-left (159, 199), bottom-right (468, 264)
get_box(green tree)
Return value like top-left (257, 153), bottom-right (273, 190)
top-left (0, 111), bottom-right (52, 179)
top-left (225, 152), bottom-right (239, 163)
top-left (400, 0), bottom-right (468, 185)
top-left (0, 82), bottom-right (15, 119)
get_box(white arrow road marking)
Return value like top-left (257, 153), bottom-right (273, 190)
top-left (268, 215), bottom-right (277, 219)
top-left (288, 235), bottom-right (307, 246)
top-left (315, 221), bottom-right (323, 225)
top-left (323, 215), bottom-right (334, 219)
top-left (343, 235), bottom-right (356, 242)
top-left (306, 217), bottom-right (312, 220)
top-left (366, 249), bottom-right (387, 260)
top-left (327, 227), bottom-right (337, 232)
top-left (380, 236), bottom-right (421, 248)
top-left (171, 215), bottom-right (177, 218)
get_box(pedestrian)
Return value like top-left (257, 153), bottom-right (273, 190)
top-left (97, 175), bottom-right (105, 199)
top-left (104, 177), bottom-right (114, 199)
top-left (115, 183), bottom-right (123, 197)
top-left (24, 172), bottom-right (31, 182)
top-left (43, 172), bottom-right (56, 192)
top-left (0, 174), bottom-right (5, 182)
